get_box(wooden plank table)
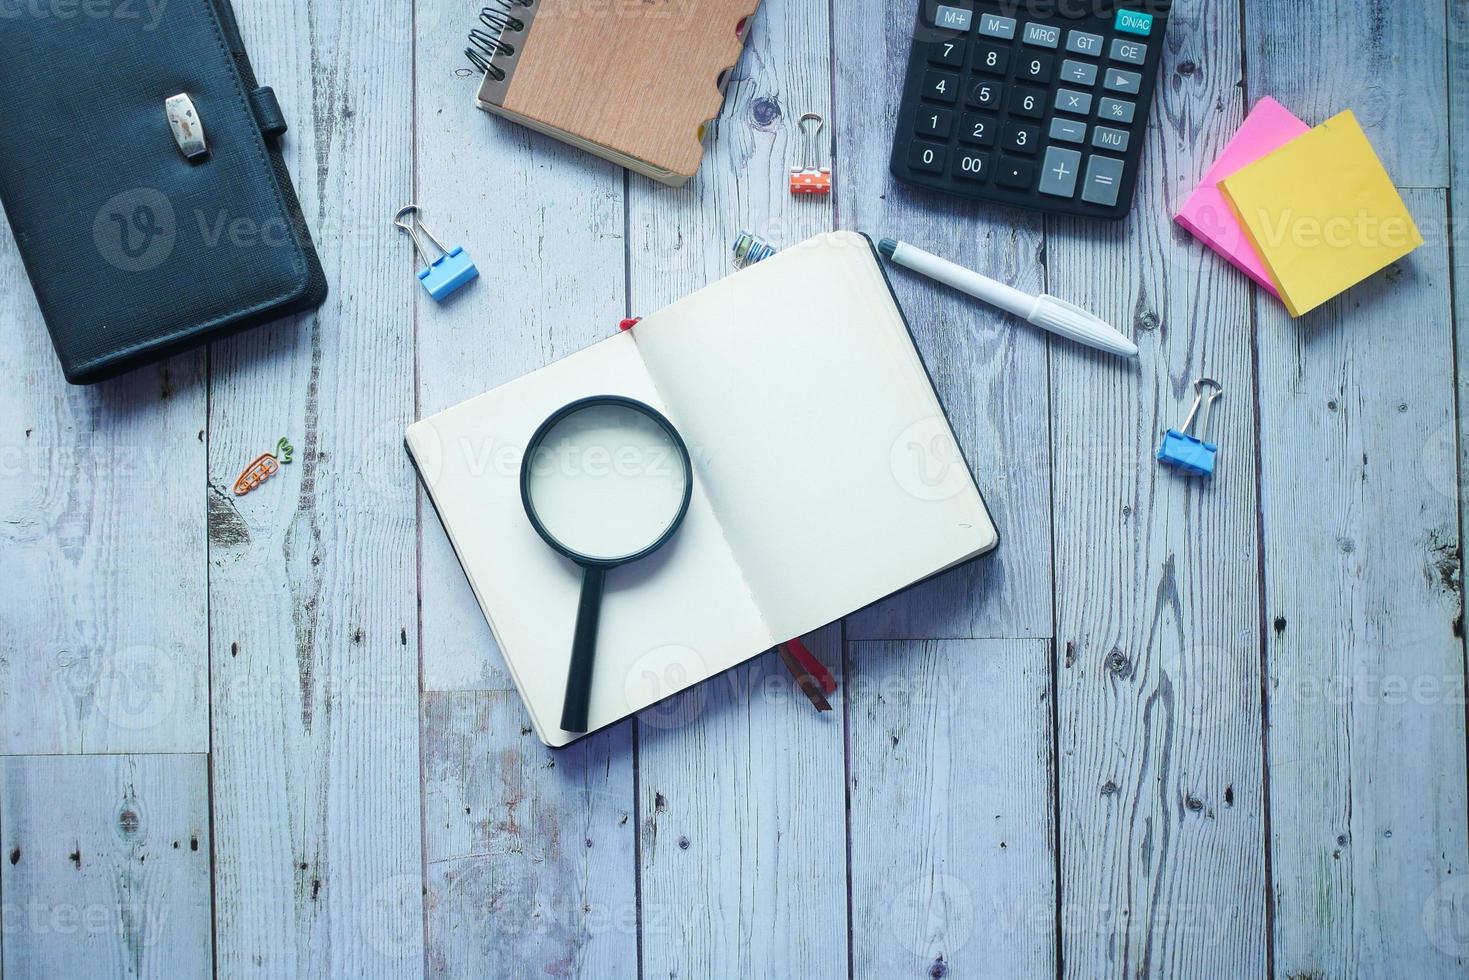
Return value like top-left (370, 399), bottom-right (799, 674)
top-left (0, 0), bottom-right (1464, 976)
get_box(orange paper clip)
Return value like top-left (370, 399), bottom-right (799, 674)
top-left (233, 437), bottom-right (295, 496)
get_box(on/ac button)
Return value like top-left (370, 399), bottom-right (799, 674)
top-left (1114, 9), bottom-right (1154, 36)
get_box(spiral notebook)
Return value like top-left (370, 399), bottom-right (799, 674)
top-left (468, 0), bottom-right (759, 186)
top-left (407, 233), bottom-right (998, 746)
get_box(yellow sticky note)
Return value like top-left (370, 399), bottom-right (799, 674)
top-left (1219, 110), bottom-right (1422, 318)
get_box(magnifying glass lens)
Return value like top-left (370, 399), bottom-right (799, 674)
top-left (523, 398), bottom-right (693, 736)
top-left (525, 402), bottom-right (689, 561)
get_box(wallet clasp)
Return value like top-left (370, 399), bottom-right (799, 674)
top-left (165, 93), bottom-right (208, 161)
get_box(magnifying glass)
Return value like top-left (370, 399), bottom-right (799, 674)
top-left (521, 396), bottom-right (693, 734)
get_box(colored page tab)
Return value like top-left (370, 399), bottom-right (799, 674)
top-left (1174, 97), bottom-right (1311, 299)
top-left (1219, 110), bottom-right (1424, 318)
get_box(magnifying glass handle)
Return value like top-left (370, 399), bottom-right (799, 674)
top-left (560, 565), bottom-right (607, 733)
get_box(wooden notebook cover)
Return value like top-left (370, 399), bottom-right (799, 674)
top-left (486, 0), bottom-right (758, 179)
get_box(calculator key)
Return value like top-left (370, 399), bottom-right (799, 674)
top-left (996, 156), bottom-right (1037, 189)
top-left (1022, 22), bottom-right (1061, 48)
top-left (1065, 30), bottom-right (1105, 57)
top-left (1018, 52), bottom-right (1054, 83)
top-left (953, 150), bottom-right (991, 182)
top-left (1009, 86), bottom-right (1046, 119)
top-left (1038, 146), bottom-right (1083, 198)
top-left (1092, 125), bottom-right (1130, 152)
top-left (1050, 118), bottom-right (1088, 144)
top-left (978, 13), bottom-right (1017, 40)
top-left (958, 112), bottom-right (998, 146)
top-left (1114, 8), bottom-right (1155, 36)
top-left (908, 142), bottom-right (948, 174)
top-left (915, 107), bottom-right (955, 139)
top-left (1110, 38), bottom-right (1148, 65)
top-left (923, 70), bottom-right (961, 104)
top-left (1060, 59), bottom-right (1098, 86)
top-left (973, 42), bottom-right (1010, 75)
top-left (1081, 154), bottom-right (1126, 206)
top-left (1002, 121), bottom-right (1041, 154)
top-left (929, 38), bottom-right (968, 68)
top-left (933, 5), bottom-right (973, 32)
top-left (968, 79), bottom-right (1004, 110)
top-left (1099, 97), bottom-right (1136, 123)
top-left (1105, 67), bottom-right (1142, 94)
top-left (1055, 88), bottom-right (1093, 116)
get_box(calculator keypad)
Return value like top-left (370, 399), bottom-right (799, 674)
top-left (891, 2), bottom-right (1169, 218)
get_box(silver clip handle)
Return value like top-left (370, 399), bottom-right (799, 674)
top-left (797, 112), bottom-right (826, 173)
top-left (1180, 377), bottom-right (1224, 438)
top-left (394, 204), bottom-right (452, 267)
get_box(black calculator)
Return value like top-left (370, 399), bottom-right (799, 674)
top-left (890, 1), bottom-right (1170, 219)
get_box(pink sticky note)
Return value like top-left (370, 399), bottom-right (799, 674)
top-left (1175, 97), bottom-right (1311, 298)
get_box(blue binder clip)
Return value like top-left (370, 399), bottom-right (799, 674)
top-left (1157, 377), bottom-right (1223, 478)
top-left (394, 204), bottom-right (478, 302)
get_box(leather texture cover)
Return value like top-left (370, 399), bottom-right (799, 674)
top-left (0, 0), bottom-right (327, 384)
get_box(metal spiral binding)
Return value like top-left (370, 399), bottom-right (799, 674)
top-left (465, 0), bottom-right (534, 78)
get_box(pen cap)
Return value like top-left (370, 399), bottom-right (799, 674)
top-left (1030, 295), bottom-right (1139, 357)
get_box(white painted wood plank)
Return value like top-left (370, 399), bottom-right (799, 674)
top-left (0, 754), bottom-right (211, 979)
top-left (413, 0), bottom-right (627, 693)
top-left (1046, 0), bottom-right (1268, 974)
top-left (833, 0), bottom-right (1052, 641)
top-left (0, 216), bottom-right (207, 755)
top-left (847, 639), bottom-right (1056, 979)
top-left (1441, 6), bottom-right (1469, 967)
top-left (1244, 0), bottom-right (1449, 188)
top-left (623, 2), bottom-right (848, 976)
top-left (206, 0), bottom-right (423, 976)
top-left (410, 10), bottom-right (638, 977)
top-left (1260, 189), bottom-right (1469, 977)
top-left (637, 625), bottom-right (847, 980)
top-left (421, 691), bottom-right (636, 978)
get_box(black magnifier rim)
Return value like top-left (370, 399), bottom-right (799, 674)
top-left (519, 395), bottom-right (694, 569)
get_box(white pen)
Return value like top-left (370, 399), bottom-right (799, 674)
top-left (878, 238), bottom-right (1139, 358)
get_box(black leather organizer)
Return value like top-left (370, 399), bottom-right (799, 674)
top-left (0, 0), bottom-right (326, 384)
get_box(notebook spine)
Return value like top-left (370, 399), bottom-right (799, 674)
top-left (465, 0), bottom-right (536, 84)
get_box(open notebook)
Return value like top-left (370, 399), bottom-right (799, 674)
top-left (407, 232), bottom-right (997, 746)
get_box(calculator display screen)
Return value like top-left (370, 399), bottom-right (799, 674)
top-left (973, 0), bottom-right (1171, 17)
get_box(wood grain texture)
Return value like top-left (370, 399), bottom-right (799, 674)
top-left (1260, 189), bottom-right (1469, 978)
top-left (0, 216), bottom-right (207, 755)
top-left (1047, 0), bottom-right (1268, 974)
top-left (416, 0), bottom-right (628, 695)
top-left (636, 625), bottom-right (846, 980)
top-left (206, 0), bottom-right (424, 976)
top-left (847, 639), bottom-right (1055, 979)
top-left (1244, 0), bottom-right (1450, 188)
top-left (1445, 6), bottom-right (1469, 969)
top-left (0, 754), bottom-right (212, 979)
top-left (833, 0), bottom-right (1052, 642)
top-left (421, 692), bottom-right (636, 979)
top-left (625, 3), bottom-right (847, 975)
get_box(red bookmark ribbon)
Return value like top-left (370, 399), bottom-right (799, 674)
top-left (783, 636), bottom-right (836, 696)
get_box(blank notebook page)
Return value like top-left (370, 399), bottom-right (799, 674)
top-left (631, 231), bottom-right (997, 640)
top-left (406, 334), bottom-right (770, 745)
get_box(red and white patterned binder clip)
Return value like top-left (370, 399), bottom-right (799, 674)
top-left (790, 112), bottom-right (832, 196)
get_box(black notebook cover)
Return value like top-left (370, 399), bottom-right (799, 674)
top-left (0, 0), bottom-right (326, 384)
